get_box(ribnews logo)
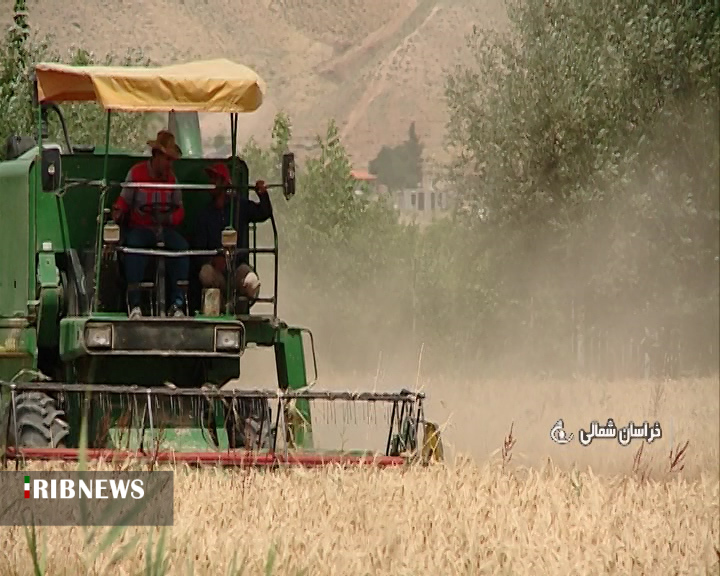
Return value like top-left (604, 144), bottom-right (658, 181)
top-left (23, 474), bottom-right (146, 500)
top-left (2, 471), bottom-right (173, 527)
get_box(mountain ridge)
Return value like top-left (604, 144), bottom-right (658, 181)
top-left (4, 0), bottom-right (508, 169)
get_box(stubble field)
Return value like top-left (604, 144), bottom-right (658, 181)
top-left (0, 375), bottom-right (718, 575)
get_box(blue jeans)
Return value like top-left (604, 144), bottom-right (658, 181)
top-left (124, 227), bottom-right (189, 309)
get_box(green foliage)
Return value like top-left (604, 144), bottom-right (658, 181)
top-left (368, 121), bottom-right (424, 190)
top-left (442, 0), bottom-right (720, 375)
top-left (250, 0), bottom-right (720, 375)
top-left (243, 112), bottom-right (418, 366)
top-left (4, 0), bottom-right (713, 378)
top-left (0, 1), bottom-right (155, 158)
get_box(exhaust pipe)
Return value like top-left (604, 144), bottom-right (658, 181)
top-left (168, 110), bottom-right (204, 158)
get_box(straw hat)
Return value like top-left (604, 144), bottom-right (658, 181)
top-left (147, 130), bottom-right (182, 159)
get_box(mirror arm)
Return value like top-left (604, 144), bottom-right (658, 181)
top-left (41, 102), bottom-right (73, 154)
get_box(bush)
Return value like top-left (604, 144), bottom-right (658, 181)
top-left (441, 0), bottom-right (720, 377)
top-left (0, 2), bottom-right (155, 157)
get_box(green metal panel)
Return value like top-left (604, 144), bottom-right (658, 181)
top-left (59, 153), bottom-right (250, 254)
top-left (0, 321), bottom-right (38, 381)
top-left (0, 158), bottom-right (33, 318)
top-left (274, 327), bottom-right (313, 449)
top-left (237, 315), bottom-right (285, 346)
top-left (35, 183), bottom-right (70, 253)
top-left (36, 249), bottom-right (60, 348)
top-left (59, 315), bottom-right (245, 363)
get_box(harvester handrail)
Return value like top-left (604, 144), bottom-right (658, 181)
top-left (65, 178), bottom-right (249, 192)
top-left (0, 381), bottom-right (425, 402)
top-left (118, 247), bottom-right (222, 258)
top-left (117, 246), bottom-right (276, 257)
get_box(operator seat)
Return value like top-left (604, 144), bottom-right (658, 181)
top-left (108, 217), bottom-right (190, 317)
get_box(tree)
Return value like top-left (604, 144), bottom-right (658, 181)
top-left (442, 0), bottom-right (720, 376)
top-left (405, 121), bottom-right (423, 187)
top-left (244, 116), bottom-right (418, 369)
top-left (212, 133), bottom-right (228, 154)
top-left (368, 122), bottom-right (424, 190)
top-left (0, 1), bottom-right (155, 158)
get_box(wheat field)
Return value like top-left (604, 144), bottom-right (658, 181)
top-left (0, 376), bottom-right (718, 575)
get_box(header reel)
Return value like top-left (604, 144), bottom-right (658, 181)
top-left (1, 380), bottom-right (444, 469)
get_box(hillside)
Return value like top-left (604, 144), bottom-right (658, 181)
top-left (3, 0), bottom-right (508, 169)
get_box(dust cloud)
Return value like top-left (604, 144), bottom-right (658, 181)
top-left (232, 249), bottom-right (719, 481)
top-left (229, 94), bottom-right (719, 481)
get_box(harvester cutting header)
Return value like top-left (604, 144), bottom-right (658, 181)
top-left (0, 58), bottom-right (444, 468)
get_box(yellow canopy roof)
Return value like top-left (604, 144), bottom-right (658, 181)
top-left (34, 58), bottom-right (266, 113)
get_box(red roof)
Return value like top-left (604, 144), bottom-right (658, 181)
top-left (351, 170), bottom-right (377, 181)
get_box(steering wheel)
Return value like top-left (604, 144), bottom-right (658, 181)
top-left (139, 202), bottom-right (175, 215)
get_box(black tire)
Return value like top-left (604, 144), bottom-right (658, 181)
top-left (6, 392), bottom-right (69, 448)
top-left (227, 399), bottom-right (273, 450)
top-left (61, 269), bottom-right (79, 317)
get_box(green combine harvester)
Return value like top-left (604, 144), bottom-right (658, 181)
top-left (0, 58), bottom-right (444, 468)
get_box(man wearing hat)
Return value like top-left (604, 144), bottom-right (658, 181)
top-left (193, 161), bottom-right (272, 304)
top-left (112, 129), bottom-right (189, 318)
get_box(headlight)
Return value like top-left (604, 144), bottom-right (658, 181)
top-left (215, 327), bottom-right (240, 352)
top-left (85, 324), bottom-right (112, 349)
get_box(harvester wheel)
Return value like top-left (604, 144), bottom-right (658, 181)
top-left (7, 392), bottom-right (70, 449)
top-left (60, 270), bottom-right (79, 316)
top-left (227, 400), bottom-right (272, 450)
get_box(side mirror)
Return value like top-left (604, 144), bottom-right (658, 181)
top-left (41, 145), bottom-right (62, 192)
top-left (282, 152), bottom-right (295, 200)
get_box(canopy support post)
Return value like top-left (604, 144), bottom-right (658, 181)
top-left (93, 110), bottom-right (112, 313)
top-left (226, 113), bottom-right (239, 312)
top-left (30, 95), bottom-right (43, 306)
top-left (229, 112), bottom-right (238, 224)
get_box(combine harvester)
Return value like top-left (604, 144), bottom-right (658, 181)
top-left (0, 58), bottom-right (444, 469)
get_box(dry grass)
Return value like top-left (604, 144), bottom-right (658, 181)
top-left (1, 454), bottom-right (717, 575)
top-left (0, 376), bottom-right (718, 575)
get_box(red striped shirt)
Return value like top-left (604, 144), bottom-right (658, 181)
top-left (113, 160), bottom-right (184, 228)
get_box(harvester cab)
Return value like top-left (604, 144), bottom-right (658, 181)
top-left (0, 58), bottom-right (444, 469)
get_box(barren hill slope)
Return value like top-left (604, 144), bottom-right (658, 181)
top-left (4, 0), bottom-right (507, 168)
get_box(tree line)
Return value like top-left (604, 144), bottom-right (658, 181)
top-left (2, 0), bottom-right (718, 379)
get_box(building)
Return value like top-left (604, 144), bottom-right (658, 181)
top-left (350, 166), bottom-right (455, 225)
top-left (350, 170), bottom-right (378, 197)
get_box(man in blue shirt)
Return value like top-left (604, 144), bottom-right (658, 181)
top-left (193, 162), bottom-right (272, 303)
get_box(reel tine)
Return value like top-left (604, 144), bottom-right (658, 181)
top-left (146, 390), bottom-right (155, 454)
